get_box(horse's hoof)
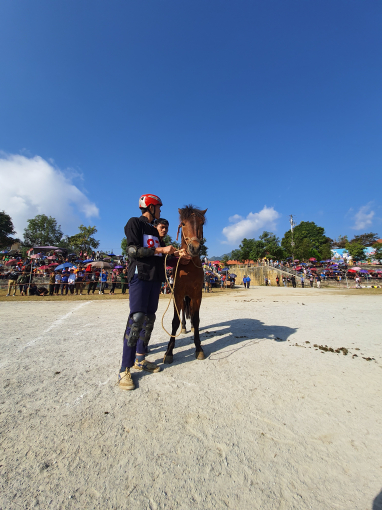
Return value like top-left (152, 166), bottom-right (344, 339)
top-left (163, 355), bottom-right (173, 364)
top-left (181, 328), bottom-right (186, 334)
top-left (195, 350), bottom-right (205, 360)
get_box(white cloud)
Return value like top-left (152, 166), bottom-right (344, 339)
top-left (0, 153), bottom-right (99, 238)
top-left (222, 206), bottom-right (280, 244)
top-left (352, 203), bottom-right (375, 230)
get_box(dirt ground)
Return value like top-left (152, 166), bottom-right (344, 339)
top-left (1, 286), bottom-right (381, 509)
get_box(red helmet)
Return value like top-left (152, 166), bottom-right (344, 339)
top-left (139, 194), bottom-right (163, 209)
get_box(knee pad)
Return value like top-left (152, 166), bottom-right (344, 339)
top-left (141, 313), bottom-right (156, 346)
top-left (125, 312), bottom-right (145, 347)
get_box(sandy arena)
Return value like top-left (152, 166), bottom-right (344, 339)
top-left (1, 286), bottom-right (381, 509)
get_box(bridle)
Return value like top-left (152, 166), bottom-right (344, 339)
top-left (176, 215), bottom-right (203, 267)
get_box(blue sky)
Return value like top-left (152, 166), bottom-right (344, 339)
top-left (0, 0), bottom-right (381, 256)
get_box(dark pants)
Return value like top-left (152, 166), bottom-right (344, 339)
top-left (121, 283), bottom-right (127, 294)
top-left (292, 281), bottom-right (296, 288)
top-left (111, 282), bottom-right (116, 293)
top-left (121, 275), bottom-right (161, 370)
top-left (49, 284), bottom-right (55, 295)
top-left (88, 282), bottom-right (97, 294)
top-left (61, 283), bottom-right (68, 295)
top-left (55, 283), bottom-right (60, 294)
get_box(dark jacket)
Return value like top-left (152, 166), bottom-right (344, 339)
top-left (125, 216), bottom-right (166, 283)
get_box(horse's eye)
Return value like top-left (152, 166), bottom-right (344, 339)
top-left (181, 222), bottom-right (185, 226)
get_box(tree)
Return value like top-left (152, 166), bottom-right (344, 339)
top-left (349, 232), bottom-right (379, 247)
top-left (23, 214), bottom-right (63, 247)
top-left (69, 225), bottom-right (100, 254)
top-left (162, 234), bottom-right (180, 249)
top-left (372, 242), bottom-right (382, 263)
top-left (231, 238), bottom-right (256, 262)
top-left (221, 254), bottom-right (230, 266)
top-left (121, 238), bottom-right (128, 256)
top-left (258, 231), bottom-right (285, 259)
top-left (332, 235), bottom-right (348, 248)
top-left (199, 237), bottom-right (208, 258)
top-left (345, 242), bottom-right (365, 262)
top-left (281, 221), bottom-right (331, 261)
top-left (0, 211), bottom-right (18, 249)
top-left (248, 240), bottom-right (266, 261)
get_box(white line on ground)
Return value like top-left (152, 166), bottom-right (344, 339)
top-left (18, 301), bottom-right (92, 352)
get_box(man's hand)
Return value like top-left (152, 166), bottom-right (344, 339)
top-left (156, 245), bottom-right (177, 255)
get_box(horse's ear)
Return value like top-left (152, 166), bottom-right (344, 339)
top-left (178, 208), bottom-right (182, 215)
top-left (200, 209), bottom-right (208, 215)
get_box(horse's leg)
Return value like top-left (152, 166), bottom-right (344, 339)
top-left (192, 308), bottom-right (205, 360)
top-left (163, 307), bottom-right (181, 364)
top-left (191, 313), bottom-right (194, 333)
top-left (181, 309), bottom-right (186, 334)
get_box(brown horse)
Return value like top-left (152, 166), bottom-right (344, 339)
top-left (163, 205), bottom-right (207, 364)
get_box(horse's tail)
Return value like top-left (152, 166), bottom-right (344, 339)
top-left (184, 296), bottom-right (191, 319)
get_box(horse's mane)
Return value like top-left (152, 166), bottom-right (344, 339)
top-left (179, 205), bottom-right (206, 224)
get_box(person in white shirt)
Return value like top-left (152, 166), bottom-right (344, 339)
top-left (54, 272), bottom-right (62, 294)
top-left (68, 269), bottom-right (76, 294)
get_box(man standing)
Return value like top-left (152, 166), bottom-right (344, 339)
top-left (118, 194), bottom-right (178, 391)
top-left (291, 275), bottom-right (296, 288)
top-left (49, 270), bottom-right (55, 295)
top-left (6, 269), bottom-right (19, 296)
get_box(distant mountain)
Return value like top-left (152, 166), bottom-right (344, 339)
top-left (208, 251), bottom-right (233, 261)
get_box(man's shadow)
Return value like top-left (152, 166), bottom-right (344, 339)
top-left (133, 318), bottom-right (297, 384)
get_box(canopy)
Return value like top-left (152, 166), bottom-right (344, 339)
top-left (32, 246), bottom-right (61, 251)
top-left (56, 262), bottom-right (77, 271)
top-left (91, 261), bottom-right (112, 269)
top-left (5, 259), bottom-right (18, 266)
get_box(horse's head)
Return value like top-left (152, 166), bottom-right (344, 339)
top-left (178, 205), bottom-right (207, 257)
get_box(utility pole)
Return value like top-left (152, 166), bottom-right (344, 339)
top-left (290, 215), bottom-right (295, 261)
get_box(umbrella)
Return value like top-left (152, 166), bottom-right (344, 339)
top-left (38, 265), bottom-right (51, 270)
top-left (48, 262), bottom-right (59, 267)
top-left (295, 266), bottom-right (302, 270)
top-left (91, 261), bottom-right (112, 269)
top-left (114, 265), bottom-right (123, 269)
top-left (229, 273), bottom-right (237, 278)
top-left (82, 259), bottom-right (94, 263)
top-left (359, 269), bottom-right (369, 273)
top-left (30, 254), bottom-right (42, 259)
top-left (56, 262), bottom-right (77, 271)
top-left (108, 253), bottom-right (117, 257)
top-left (5, 259), bottom-right (18, 266)
top-left (300, 262), bottom-right (307, 266)
top-left (310, 267), bottom-right (317, 271)
top-left (220, 267), bottom-right (230, 272)
top-left (293, 260), bottom-right (299, 262)
top-left (309, 257), bottom-right (316, 261)
top-left (351, 267), bottom-right (361, 271)
top-left (46, 255), bottom-right (56, 260)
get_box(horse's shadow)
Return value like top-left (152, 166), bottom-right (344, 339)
top-left (148, 317), bottom-right (297, 370)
